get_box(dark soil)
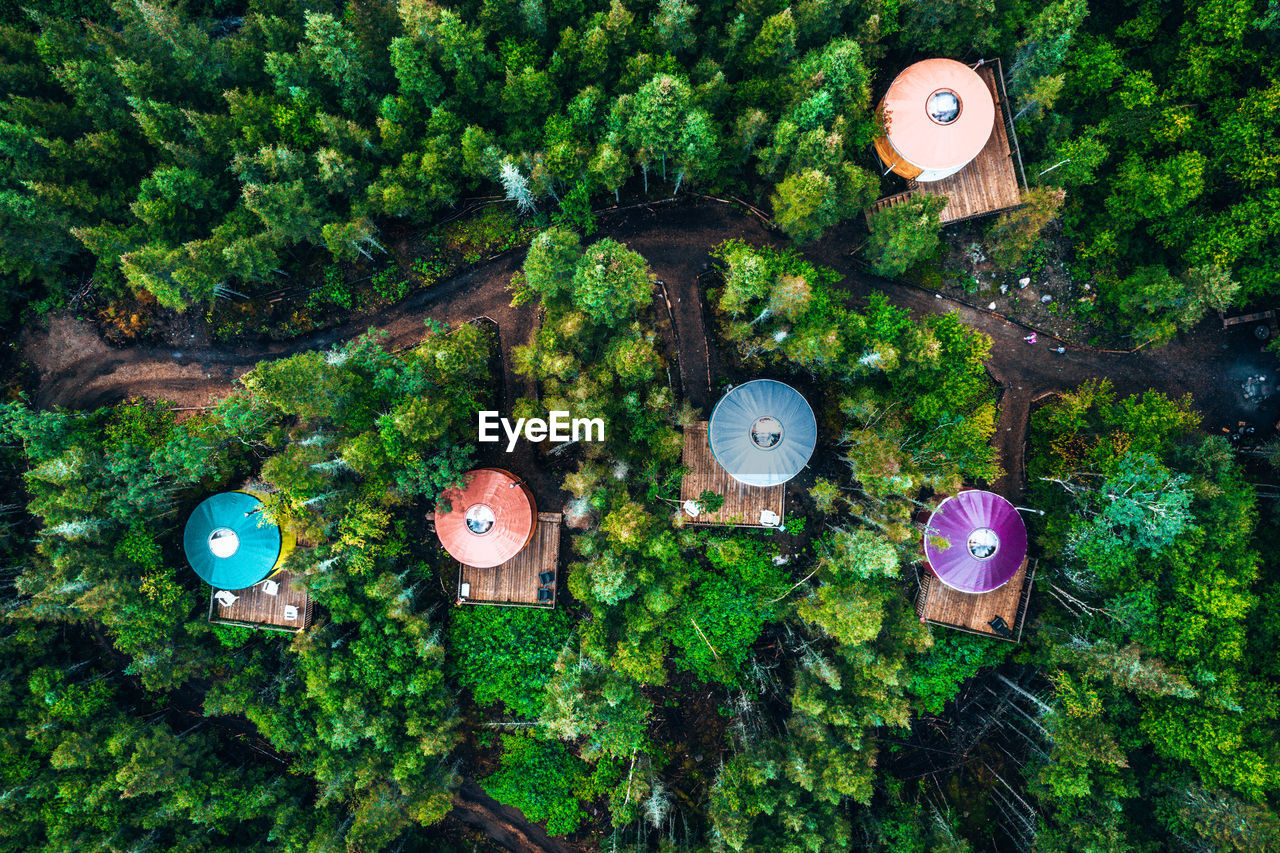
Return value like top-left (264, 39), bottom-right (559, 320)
top-left (646, 669), bottom-right (731, 817)
top-left (926, 219), bottom-right (1107, 346)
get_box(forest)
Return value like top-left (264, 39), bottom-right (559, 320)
top-left (2, 0), bottom-right (1280, 851)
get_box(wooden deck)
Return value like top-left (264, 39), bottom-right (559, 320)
top-left (679, 422), bottom-right (785, 527)
top-left (207, 569), bottom-right (313, 633)
top-left (457, 512), bottom-right (561, 608)
top-left (869, 62), bottom-right (1026, 225)
top-left (916, 558), bottom-right (1036, 642)
top-left (1221, 309), bottom-right (1276, 331)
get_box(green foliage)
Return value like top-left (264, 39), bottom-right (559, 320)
top-left (448, 606), bottom-right (573, 717)
top-left (697, 488), bottom-right (726, 513)
top-left (307, 264), bottom-right (357, 311)
top-left (523, 229), bottom-right (658, 326)
top-left (247, 325), bottom-right (490, 540)
top-left (0, 398), bottom-right (267, 690)
top-left (1103, 264), bottom-right (1241, 345)
top-left (8, 4), bottom-right (1280, 849)
top-left (0, 324), bottom-right (498, 846)
top-left (862, 784), bottom-right (975, 852)
top-left (906, 632), bottom-right (1009, 715)
top-left (515, 229), bottom-right (679, 471)
top-left (551, 181), bottom-right (598, 235)
top-left (986, 187), bottom-right (1067, 270)
top-left (1025, 382), bottom-right (1280, 847)
top-left (899, 0), bottom-right (1000, 56)
top-left (571, 238), bottom-right (653, 324)
top-left (667, 535), bottom-right (788, 684)
top-left (710, 239), bottom-right (848, 375)
top-left (0, 626), bottom-right (334, 852)
top-left (797, 528), bottom-right (900, 646)
top-left (772, 165), bottom-right (877, 243)
top-left (0, 0), bottom-right (894, 318)
top-left (441, 205), bottom-right (536, 263)
top-left (540, 644), bottom-right (652, 760)
top-left (1008, 0), bottom-right (1088, 121)
top-left (865, 195), bottom-right (947, 279)
top-left (481, 734), bottom-right (599, 835)
top-left (1032, 0), bottom-right (1280, 307)
top-left (209, 560), bottom-right (464, 845)
top-left (1064, 452), bottom-right (1196, 584)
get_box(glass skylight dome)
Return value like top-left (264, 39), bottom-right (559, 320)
top-left (927, 89), bottom-right (961, 124)
top-left (966, 527), bottom-right (999, 559)
top-left (465, 504), bottom-right (497, 535)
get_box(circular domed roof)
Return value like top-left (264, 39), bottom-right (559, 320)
top-left (879, 58), bottom-right (995, 172)
top-left (923, 490), bottom-right (1027, 593)
top-left (436, 468), bottom-right (536, 568)
top-left (708, 380), bottom-right (817, 487)
top-left (184, 492), bottom-right (282, 590)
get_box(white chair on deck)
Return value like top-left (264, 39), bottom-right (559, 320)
top-left (759, 510), bottom-right (781, 527)
top-left (283, 605), bottom-right (299, 621)
top-left (682, 499), bottom-right (702, 518)
top-left (261, 579), bottom-right (280, 596)
top-left (214, 590), bottom-right (239, 607)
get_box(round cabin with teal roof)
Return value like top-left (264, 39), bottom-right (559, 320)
top-left (183, 491), bottom-right (293, 590)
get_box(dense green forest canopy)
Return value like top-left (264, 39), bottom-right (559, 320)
top-left (0, 232), bottom-right (1024, 850)
top-left (3, 0), bottom-right (1277, 332)
top-left (1024, 381), bottom-right (1280, 852)
top-left (4, 228), bottom-right (1275, 851)
top-left (3, 0), bottom-right (1280, 850)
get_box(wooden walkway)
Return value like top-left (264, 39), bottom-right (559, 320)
top-left (457, 512), bottom-right (561, 608)
top-left (679, 422), bottom-right (785, 527)
top-left (208, 569), bottom-right (313, 633)
top-left (916, 558), bottom-right (1036, 642)
top-left (868, 62), bottom-right (1025, 225)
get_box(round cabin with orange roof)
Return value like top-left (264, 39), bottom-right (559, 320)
top-left (435, 468), bottom-right (536, 568)
top-left (873, 58), bottom-right (995, 183)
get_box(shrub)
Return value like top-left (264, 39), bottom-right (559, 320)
top-left (906, 631), bottom-right (1009, 714)
top-left (864, 195), bottom-right (947, 278)
top-left (448, 606), bottom-right (573, 716)
top-left (481, 735), bottom-right (590, 835)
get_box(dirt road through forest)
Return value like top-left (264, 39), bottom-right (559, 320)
top-left (25, 199), bottom-right (1268, 501)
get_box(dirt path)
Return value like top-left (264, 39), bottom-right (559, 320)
top-left (26, 251), bottom-right (533, 410)
top-left (806, 219), bottom-right (1276, 497)
top-left (450, 782), bottom-right (571, 853)
top-left (24, 200), bottom-right (1272, 499)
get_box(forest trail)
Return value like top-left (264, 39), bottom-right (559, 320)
top-left (27, 251), bottom-right (536, 411)
top-left (23, 199), bottom-right (1264, 493)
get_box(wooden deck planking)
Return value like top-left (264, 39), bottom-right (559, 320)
top-left (458, 512), bottom-right (561, 607)
top-left (679, 423), bottom-right (785, 527)
top-left (868, 63), bottom-right (1025, 225)
top-left (916, 558), bottom-right (1036, 642)
top-left (208, 569), bottom-right (312, 633)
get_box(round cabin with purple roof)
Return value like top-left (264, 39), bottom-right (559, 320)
top-left (922, 489), bottom-right (1027, 594)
